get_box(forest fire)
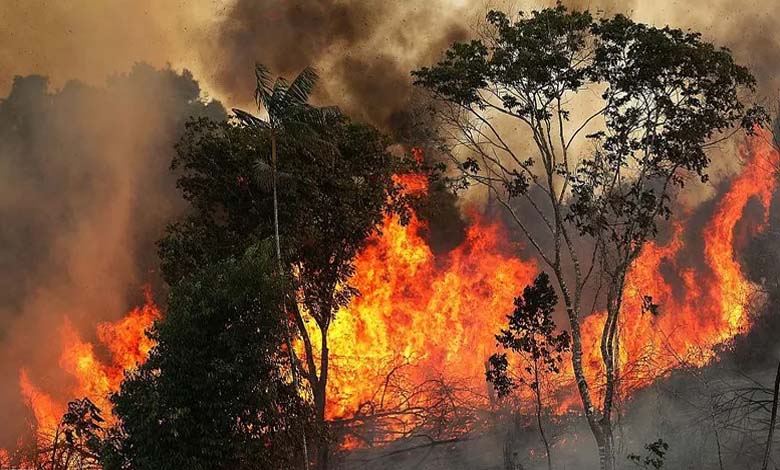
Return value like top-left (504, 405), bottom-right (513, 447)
top-left (578, 135), bottom-right (779, 400)
top-left (6, 2), bottom-right (780, 468)
top-left (19, 292), bottom-right (160, 438)
top-left (12, 134), bottom-right (779, 454)
top-left (324, 134), bottom-right (779, 425)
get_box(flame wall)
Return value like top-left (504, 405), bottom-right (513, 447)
top-left (325, 134), bottom-right (779, 422)
top-left (11, 134), bottom-right (778, 455)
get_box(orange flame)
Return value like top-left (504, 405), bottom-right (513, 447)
top-left (327, 135), bottom-right (779, 423)
top-left (19, 291), bottom-right (159, 437)
top-left (13, 136), bottom-right (779, 451)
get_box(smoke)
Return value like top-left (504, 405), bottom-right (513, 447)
top-left (1, 0), bottom-right (780, 457)
top-left (2, 1), bottom-right (778, 126)
top-left (0, 65), bottom-right (224, 446)
top-left (201, 0), bottom-right (471, 133)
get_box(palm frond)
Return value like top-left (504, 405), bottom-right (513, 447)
top-left (254, 63), bottom-right (274, 113)
top-left (286, 67), bottom-right (320, 106)
top-left (267, 77), bottom-right (291, 123)
top-left (301, 105), bottom-right (341, 127)
top-left (278, 112), bottom-right (342, 164)
top-left (232, 108), bottom-right (270, 130)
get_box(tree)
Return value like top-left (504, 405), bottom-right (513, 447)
top-left (104, 247), bottom-right (313, 470)
top-left (158, 100), bottom-right (409, 469)
top-left (233, 63), bottom-right (330, 470)
top-left (232, 64), bottom-right (338, 273)
top-left (413, 6), bottom-right (763, 469)
top-left (22, 398), bottom-right (106, 470)
top-left (487, 272), bottom-right (570, 470)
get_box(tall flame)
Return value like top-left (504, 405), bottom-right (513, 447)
top-left (12, 135), bottom-right (779, 452)
top-left (327, 134), bottom-right (779, 423)
top-left (19, 291), bottom-right (159, 437)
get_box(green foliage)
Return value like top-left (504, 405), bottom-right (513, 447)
top-left (628, 439), bottom-right (670, 469)
top-left (103, 247), bottom-right (312, 470)
top-left (160, 111), bottom-right (408, 324)
top-left (155, 97), bottom-right (408, 468)
top-left (487, 272), bottom-right (570, 398)
top-left (414, 4), bottom-right (764, 258)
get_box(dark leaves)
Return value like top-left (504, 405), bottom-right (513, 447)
top-left (414, 5), bottom-right (762, 268)
top-left (486, 272), bottom-right (570, 398)
top-left (628, 439), bottom-right (669, 469)
top-left (504, 171), bottom-right (529, 198)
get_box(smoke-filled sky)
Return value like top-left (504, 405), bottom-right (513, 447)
top-left (2, 1), bottom-right (779, 117)
top-left (1, 0), bottom-right (779, 448)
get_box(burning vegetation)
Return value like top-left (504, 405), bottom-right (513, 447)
top-left (3, 3), bottom-right (780, 470)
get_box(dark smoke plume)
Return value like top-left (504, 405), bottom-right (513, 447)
top-left (204, 0), bottom-right (469, 133)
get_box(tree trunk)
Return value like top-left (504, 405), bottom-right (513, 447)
top-left (762, 360), bottom-right (780, 470)
top-left (314, 329), bottom-right (330, 470)
top-left (597, 442), bottom-right (614, 470)
top-left (562, 296), bottom-right (608, 470)
top-left (271, 134), bottom-right (310, 470)
top-left (599, 423), bottom-right (615, 470)
top-left (271, 134), bottom-right (282, 266)
top-left (533, 362), bottom-right (552, 470)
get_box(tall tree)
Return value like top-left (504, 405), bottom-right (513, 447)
top-left (232, 63), bottom-right (334, 470)
top-left (232, 64), bottom-right (338, 271)
top-left (159, 101), bottom-right (408, 468)
top-left (487, 272), bottom-right (570, 470)
top-left (104, 248), bottom-right (312, 470)
top-left (414, 6), bottom-right (763, 468)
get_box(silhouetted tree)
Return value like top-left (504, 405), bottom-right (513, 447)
top-left (21, 398), bottom-right (106, 470)
top-left (158, 86), bottom-right (411, 469)
top-left (487, 272), bottom-right (570, 470)
top-left (232, 63), bottom-right (339, 470)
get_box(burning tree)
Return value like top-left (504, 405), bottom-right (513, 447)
top-left (413, 5), bottom-right (764, 469)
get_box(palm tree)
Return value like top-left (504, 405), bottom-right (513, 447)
top-left (233, 64), bottom-right (338, 470)
top-left (233, 64), bottom-right (336, 270)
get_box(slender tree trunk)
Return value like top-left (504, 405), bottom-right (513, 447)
top-left (559, 281), bottom-right (607, 470)
top-left (533, 363), bottom-right (552, 470)
top-left (315, 330), bottom-right (330, 470)
top-left (762, 360), bottom-right (780, 470)
top-left (597, 273), bottom-right (627, 470)
top-left (271, 136), bottom-right (282, 265)
top-left (271, 134), bottom-right (310, 470)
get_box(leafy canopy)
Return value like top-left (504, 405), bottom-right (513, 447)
top-left (104, 248), bottom-right (312, 470)
top-left (414, 5), bottom-right (764, 258)
top-left (159, 114), bottom-right (408, 325)
top-left (487, 272), bottom-right (570, 398)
